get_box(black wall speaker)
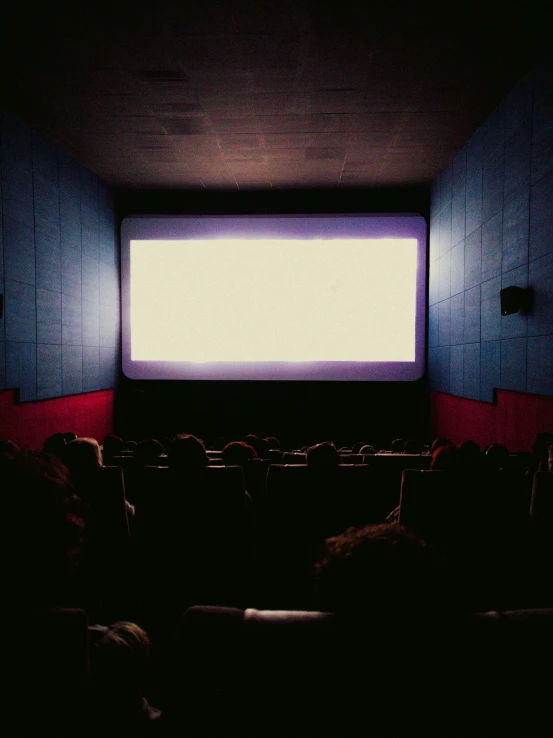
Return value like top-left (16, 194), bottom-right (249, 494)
top-left (500, 286), bottom-right (532, 316)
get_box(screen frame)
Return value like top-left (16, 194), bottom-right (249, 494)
top-left (121, 214), bottom-right (427, 381)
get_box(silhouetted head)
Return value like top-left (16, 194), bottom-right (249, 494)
top-left (122, 440), bottom-right (138, 452)
top-left (63, 432), bottom-right (77, 443)
top-left (484, 443), bottom-right (509, 470)
top-left (459, 440), bottom-right (481, 469)
top-left (306, 442), bottom-right (340, 471)
top-left (390, 438), bottom-right (405, 453)
top-left (265, 436), bottom-right (280, 450)
top-left (135, 438), bottom-right (164, 466)
top-left (222, 441), bottom-right (257, 468)
top-left (530, 432), bottom-right (553, 472)
top-left (103, 435), bottom-right (124, 457)
top-left (0, 450), bottom-right (84, 604)
top-left (430, 444), bottom-right (462, 471)
top-left (315, 523), bottom-right (446, 619)
top-left (62, 438), bottom-right (102, 477)
top-left (403, 439), bottom-right (423, 454)
top-left (169, 433), bottom-right (208, 471)
top-left (430, 437), bottom-right (452, 453)
top-left (43, 432), bottom-right (67, 458)
top-left (96, 621), bottom-right (151, 692)
top-left (0, 439), bottom-right (19, 457)
top-left (351, 441), bottom-right (367, 455)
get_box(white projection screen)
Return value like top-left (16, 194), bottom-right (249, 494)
top-left (121, 215), bottom-right (427, 381)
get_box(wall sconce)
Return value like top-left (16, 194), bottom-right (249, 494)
top-left (500, 286), bottom-right (533, 316)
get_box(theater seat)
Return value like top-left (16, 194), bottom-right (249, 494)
top-left (6, 608), bottom-right (90, 736)
top-left (172, 605), bottom-right (553, 737)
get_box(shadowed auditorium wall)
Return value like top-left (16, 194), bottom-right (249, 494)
top-left (0, 109), bottom-right (119, 446)
top-left (428, 52), bottom-right (553, 448)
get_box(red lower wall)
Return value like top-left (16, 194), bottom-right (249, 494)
top-left (430, 389), bottom-right (553, 452)
top-left (0, 389), bottom-right (114, 450)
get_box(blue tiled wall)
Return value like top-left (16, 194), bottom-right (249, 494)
top-left (429, 52), bottom-right (553, 401)
top-left (0, 109), bottom-right (119, 401)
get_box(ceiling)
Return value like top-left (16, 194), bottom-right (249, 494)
top-left (1, 1), bottom-right (551, 190)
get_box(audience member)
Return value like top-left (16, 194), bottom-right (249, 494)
top-left (135, 439), bottom-right (164, 466)
top-left (484, 443), bottom-right (509, 470)
top-left (265, 436), bottom-right (280, 450)
top-left (358, 444), bottom-right (376, 455)
top-left (306, 442), bottom-right (340, 471)
top-left (430, 436), bottom-right (453, 453)
top-left (430, 444), bottom-right (463, 471)
top-left (314, 523), bottom-right (448, 619)
top-left (103, 435), bottom-right (124, 459)
top-left (43, 432), bottom-right (67, 458)
top-left (0, 450), bottom-right (84, 606)
top-left (403, 439), bottom-right (423, 454)
top-left (222, 441), bottom-right (258, 468)
top-left (390, 438), bottom-right (405, 453)
top-left (527, 431), bottom-right (553, 476)
top-left (169, 433), bottom-right (208, 471)
top-left (93, 621), bottom-right (162, 733)
top-left (0, 439), bottom-right (19, 456)
top-left (123, 440), bottom-right (138, 452)
top-left (63, 431), bottom-right (77, 443)
top-left (459, 440), bottom-right (481, 470)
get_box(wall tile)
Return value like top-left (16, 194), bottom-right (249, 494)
top-left (439, 202), bottom-right (452, 256)
top-left (480, 340), bottom-right (500, 402)
top-left (60, 192), bottom-right (81, 249)
top-left (1, 114), bottom-right (33, 225)
top-left (440, 163), bottom-right (452, 207)
top-left (529, 169), bottom-right (553, 261)
top-left (82, 300), bottom-right (100, 346)
top-left (100, 261), bottom-right (118, 305)
top-left (481, 212), bottom-right (502, 282)
top-left (532, 52), bottom-right (553, 103)
top-left (82, 256), bottom-right (100, 304)
top-left (438, 299), bottom-right (451, 347)
top-left (3, 217), bottom-right (35, 285)
top-left (430, 177), bottom-right (440, 216)
top-left (449, 344), bottom-right (464, 396)
top-left (58, 150), bottom-right (81, 197)
top-left (80, 168), bottom-right (98, 212)
top-left (428, 304), bottom-right (439, 347)
top-left (451, 188), bottom-right (466, 248)
top-left (502, 192), bottom-right (529, 272)
top-left (465, 130), bottom-right (483, 235)
top-left (527, 335), bottom-right (553, 396)
top-left (428, 259), bottom-right (439, 306)
top-left (62, 294), bottom-right (82, 346)
top-left (100, 303), bottom-right (119, 348)
top-left (504, 122), bottom-right (531, 202)
top-left (438, 250), bottom-right (451, 301)
top-left (100, 346), bottom-right (118, 389)
top-left (451, 147), bottom-right (466, 192)
top-left (428, 346), bottom-right (449, 393)
top-left (482, 157), bottom-right (504, 223)
top-left (5, 279), bottom-right (36, 343)
top-left (81, 205), bottom-right (99, 260)
top-left (464, 342), bottom-right (481, 399)
top-left (34, 177), bottom-right (60, 241)
top-left (531, 91), bottom-right (553, 185)
top-left (37, 344), bottom-right (62, 399)
top-left (464, 227), bottom-right (481, 290)
top-left (83, 345), bottom-right (100, 391)
top-left (500, 265), bottom-right (528, 339)
top-left (32, 131), bottom-right (59, 184)
top-left (500, 337), bottom-right (527, 392)
top-left (35, 229), bottom-right (62, 293)
top-left (36, 288), bottom-right (62, 344)
top-left (528, 252), bottom-right (553, 336)
top-left (482, 105), bottom-right (505, 163)
top-left (0, 341), bottom-right (5, 391)
top-left (464, 285), bottom-right (481, 343)
top-left (481, 276), bottom-right (501, 341)
top-left (6, 342), bottom-right (36, 401)
top-left (429, 218), bottom-right (439, 264)
top-left (450, 240), bottom-right (465, 296)
top-left (450, 292), bottom-right (464, 346)
top-left (61, 245), bottom-right (82, 299)
top-left (62, 345), bottom-right (83, 395)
